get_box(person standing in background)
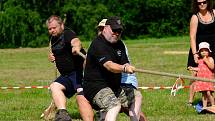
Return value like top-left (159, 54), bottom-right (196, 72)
top-left (187, 0), bottom-right (215, 106)
top-left (191, 42), bottom-right (215, 108)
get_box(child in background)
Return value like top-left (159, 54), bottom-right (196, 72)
top-left (190, 42), bottom-right (214, 108)
top-left (187, 65), bottom-right (198, 106)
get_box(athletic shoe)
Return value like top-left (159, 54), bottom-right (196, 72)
top-left (55, 109), bottom-right (72, 121)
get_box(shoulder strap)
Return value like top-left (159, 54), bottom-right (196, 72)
top-left (196, 13), bottom-right (201, 20)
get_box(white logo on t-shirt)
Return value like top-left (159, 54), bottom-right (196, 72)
top-left (117, 50), bottom-right (121, 56)
top-left (99, 57), bottom-right (106, 62)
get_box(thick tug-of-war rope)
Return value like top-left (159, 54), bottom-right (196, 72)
top-left (135, 68), bottom-right (215, 83)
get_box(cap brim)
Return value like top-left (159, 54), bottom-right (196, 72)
top-left (110, 25), bottom-right (123, 30)
top-left (197, 48), bottom-right (212, 52)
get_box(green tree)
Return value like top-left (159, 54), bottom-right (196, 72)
top-left (62, 0), bottom-right (110, 41)
top-left (0, 0), bottom-right (192, 48)
top-left (0, 0), bottom-right (47, 48)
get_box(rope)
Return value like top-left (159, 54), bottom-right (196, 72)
top-left (135, 68), bottom-right (215, 83)
top-left (77, 51), bottom-right (86, 59)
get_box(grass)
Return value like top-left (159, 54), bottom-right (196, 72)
top-left (1, 36), bottom-right (215, 120)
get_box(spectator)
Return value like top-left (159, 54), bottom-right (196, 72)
top-left (190, 42), bottom-right (214, 108)
top-left (187, 0), bottom-right (215, 105)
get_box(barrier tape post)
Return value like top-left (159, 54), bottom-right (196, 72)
top-left (171, 77), bottom-right (185, 96)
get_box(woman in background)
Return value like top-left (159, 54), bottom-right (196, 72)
top-left (187, 0), bottom-right (215, 106)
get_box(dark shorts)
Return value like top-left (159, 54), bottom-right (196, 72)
top-left (54, 71), bottom-right (82, 98)
top-left (121, 84), bottom-right (141, 108)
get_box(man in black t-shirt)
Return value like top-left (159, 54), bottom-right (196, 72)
top-left (83, 16), bottom-right (136, 121)
top-left (95, 19), bottom-right (147, 121)
top-left (44, 15), bottom-right (94, 121)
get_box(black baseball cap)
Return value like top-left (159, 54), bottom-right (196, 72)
top-left (105, 16), bottom-right (123, 30)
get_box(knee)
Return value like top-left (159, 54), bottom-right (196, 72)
top-left (76, 95), bottom-right (88, 104)
top-left (50, 82), bottom-right (56, 90)
top-left (114, 103), bottom-right (121, 110)
top-left (50, 82), bottom-right (63, 92)
top-left (135, 91), bottom-right (143, 101)
top-left (108, 103), bottom-right (121, 112)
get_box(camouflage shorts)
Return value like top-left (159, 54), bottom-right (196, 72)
top-left (93, 87), bottom-right (129, 112)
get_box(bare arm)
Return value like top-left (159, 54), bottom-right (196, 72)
top-left (203, 57), bottom-right (214, 70)
top-left (190, 15), bottom-right (199, 63)
top-left (103, 61), bottom-right (135, 73)
top-left (190, 15), bottom-right (198, 54)
top-left (71, 38), bottom-right (82, 55)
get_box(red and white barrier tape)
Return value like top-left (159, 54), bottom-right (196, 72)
top-left (138, 86), bottom-right (190, 90)
top-left (0, 85), bottom-right (191, 90)
top-left (0, 86), bottom-right (49, 90)
top-left (171, 77), bottom-right (185, 96)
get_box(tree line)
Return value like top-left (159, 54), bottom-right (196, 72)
top-left (0, 0), bottom-right (194, 48)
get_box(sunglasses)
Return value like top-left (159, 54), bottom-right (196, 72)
top-left (112, 29), bottom-right (122, 35)
top-left (197, 1), bottom-right (207, 5)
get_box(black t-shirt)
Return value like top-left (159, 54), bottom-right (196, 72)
top-left (50, 29), bottom-right (85, 82)
top-left (83, 34), bottom-right (129, 102)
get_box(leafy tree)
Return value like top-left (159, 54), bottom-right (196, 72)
top-left (0, 0), bottom-right (47, 48)
top-left (62, 0), bottom-right (110, 41)
top-left (0, 0), bottom-right (193, 48)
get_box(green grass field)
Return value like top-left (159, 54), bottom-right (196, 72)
top-left (1, 36), bottom-right (215, 121)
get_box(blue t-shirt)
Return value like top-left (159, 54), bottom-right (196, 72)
top-left (121, 42), bottom-right (138, 88)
